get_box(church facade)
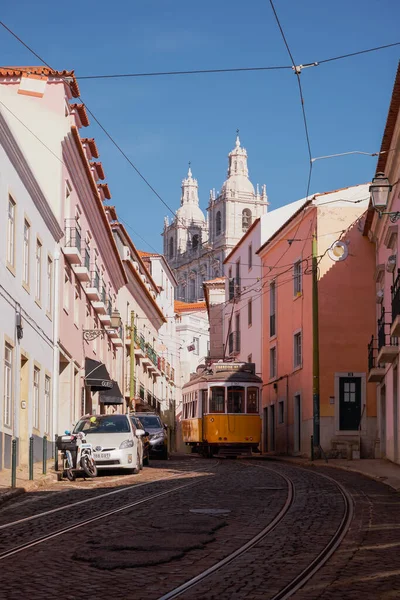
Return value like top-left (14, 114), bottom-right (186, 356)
top-left (162, 135), bottom-right (268, 302)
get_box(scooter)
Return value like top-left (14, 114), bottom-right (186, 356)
top-left (60, 431), bottom-right (98, 481)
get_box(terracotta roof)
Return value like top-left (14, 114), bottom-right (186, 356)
top-left (0, 66), bottom-right (80, 97)
top-left (81, 138), bottom-right (100, 158)
top-left (90, 161), bottom-right (105, 180)
top-left (204, 277), bottom-right (225, 284)
top-left (364, 62), bottom-right (400, 236)
top-left (138, 250), bottom-right (161, 258)
top-left (98, 183), bottom-right (111, 200)
top-left (70, 103), bottom-right (89, 127)
top-left (174, 300), bottom-right (207, 313)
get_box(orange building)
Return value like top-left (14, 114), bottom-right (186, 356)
top-left (258, 184), bottom-right (377, 458)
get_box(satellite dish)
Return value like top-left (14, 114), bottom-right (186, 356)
top-left (328, 240), bottom-right (348, 262)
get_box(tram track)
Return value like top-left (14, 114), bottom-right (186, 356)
top-left (0, 461), bottom-right (221, 561)
top-left (156, 461), bottom-right (353, 600)
top-left (0, 460), bottom-right (218, 532)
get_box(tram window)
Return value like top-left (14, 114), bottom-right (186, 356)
top-left (202, 389), bottom-right (208, 414)
top-left (247, 388), bottom-right (259, 413)
top-left (210, 387), bottom-right (225, 413)
top-left (228, 387), bottom-right (244, 413)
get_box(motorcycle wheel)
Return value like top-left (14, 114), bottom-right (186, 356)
top-left (66, 468), bottom-right (76, 482)
top-left (81, 455), bottom-right (98, 478)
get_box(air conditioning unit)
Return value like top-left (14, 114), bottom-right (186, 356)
top-left (376, 289), bottom-right (384, 304)
top-left (122, 246), bottom-right (130, 260)
top-left (386, 255), bottom-right (397, 273)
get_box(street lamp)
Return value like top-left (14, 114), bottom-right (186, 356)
top-left (369, 172), bottom-right (397, 221)
top-left (110, 309), bottom-right (121, 330)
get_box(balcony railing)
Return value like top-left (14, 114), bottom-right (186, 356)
top-left (392, 270), bottom-right (400, 322)
top-left (101, 282), bottom-right (106, 305)
top-left (378, 308), bottom-right (397, 351)
top-left (368, 336), bottom-right (379, 371)
top-left (83, 246), bottom-right (90, 271)
top-left (139, 335), bottom-right (145, 352)
top-left (91, 269), bottom-right (100, 290)
top-left (64, 219), bottom-right (82, 249)
top-left (229, 331), bottom-right (240, 355)
top-left (106, 296), bottom-right (112, 316)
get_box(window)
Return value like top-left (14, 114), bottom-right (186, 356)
top-left (294, 260), bottom-right (302, 296)
top-left (247, 388), bottom-right (259, 413)
top-left (216, 211), bottom-right (222, 236)
top-left (85, 300), bottom-right (91, 329)
top-left (189, 274), bottom-right (196, 302)
top-left (228, 267), bottom-right (232, 279)
top-left (270, 346), bottom-right (277, 379)
top-left (44, 375), bottom-right (51, 434)
top-left (74, 283), bottom-right (80, 325)
top-left (193, 337), bottom-right (199, 355)
top-left (228, 386), bottom-right (244, 413)
top-left (210, 387), bottom-right (225, 413)
top-left (192, 234), bottom-right (199, 250)
top-left (248, 298), bottom-right (252, 327)
top-left (33, 367), bottom-right (40, 429)
top-left (270, 281), bottom-right (276, 337)
top-left (278, 400), bottom-right (284, 424)
top-left (169, 237), bottom-right (174, 259)
top-left (294, 331), bottom-right (302, 368)
top-left (47, 257), bottom-right (53, 315)
top-left (235, 312), bottom-right (241, 352)
top-left (64, 266), bottom-right (71, 311)
top-left (242, 208), bottom-right (252, 231)
top-left (3, 343), bottom-right (13, 427)
top-left (35, 239), bottom-right (42, 302)
top-left (248, 244), bottom-right (252, 270)
top-left (7, 195), bottom-right (16, 268)
top-left (235, 259), bottom-right (240, 286)
top-left (23, 220), bottom-right (30, 286)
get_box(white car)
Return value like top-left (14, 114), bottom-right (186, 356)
top-left (73, 414), bottom-right (145, 473)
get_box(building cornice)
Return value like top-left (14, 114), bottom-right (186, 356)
top-left (0, 110), bottom-right (63, 241)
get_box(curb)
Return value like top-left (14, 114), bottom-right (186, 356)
top-left (0, 487), bottom-right (25, 507)
top-left (249, 455), bottom-right (400, 492)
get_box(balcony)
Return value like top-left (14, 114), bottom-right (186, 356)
top-left (377, 308), bottom-right (398, 364)
top-left (86, 269), bottom-right (101, 301)
top-left (134, 333), bottom-right (146, 359)
top-left (92, 280), bottom-right (107, 314)
top-left (111, 327), bottom-right (123, 346)
top-left (63, 220), bottom-right (82, 265)
top-left (99, 297), bottom-right (112, 326)
top-left (368, 336), bottom-right (385, 383)
top-left (73, 245), bottom-right (90, 282)
top-left (229, 331), bottom-right (240, 356)
top-left (391, 270), bottom-right (400, 337)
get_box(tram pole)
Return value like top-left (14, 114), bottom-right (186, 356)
top-left (312, 231), bottom-right (320, 454)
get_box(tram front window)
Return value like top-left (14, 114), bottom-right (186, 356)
top-left (210, 387), bottom-right (225, 413)
top-left (247, 388), bottom-right (259, 413)
top-left (228, 386), bottom-right (244, 413)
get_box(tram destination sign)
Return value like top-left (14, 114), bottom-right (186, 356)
top-left (213, 362), bottom-right (255, 375)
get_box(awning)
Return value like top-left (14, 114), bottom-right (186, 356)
top-left (85, 358), bottom-right (113, 392)
top-left (99, 380), bottom-right (124, 405)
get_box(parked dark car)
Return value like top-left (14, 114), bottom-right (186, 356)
top-left (130, 416), bottom-right (150, 465)
top-left (134, 413), bottom-right (168, 460)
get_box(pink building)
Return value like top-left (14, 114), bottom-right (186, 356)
top-left (365, 63), bottom-right (400, 463)
top-left (258, 185), bottom-right (376, 458)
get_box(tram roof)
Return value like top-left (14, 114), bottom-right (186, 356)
top-left (183, 370), bottom-right (262, 389)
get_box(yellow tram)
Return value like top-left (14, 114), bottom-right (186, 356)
top-left (181, 362), bottom-right (262, 457)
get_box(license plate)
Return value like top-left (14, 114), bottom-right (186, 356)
top-left (94, 453), bottom-right (110, 460)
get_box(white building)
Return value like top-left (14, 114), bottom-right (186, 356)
top-left (163, 135), bottom-right (268, 302)
top-left (0, 107), bottom-right (63, 468)
top-left (139, 251), bottom-right (179, 447)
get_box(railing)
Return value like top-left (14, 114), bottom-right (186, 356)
top-left (146, 344), bottom-right (158, 366)
top-left (106, 296), bottom-right (112, 316)
top-left (229, 331), bottom-right (240, 354)
top-left (368, 335), bottom-right (380, 371)
top-left (139, 335), bottom-right (145, 352)
top-left (101, 281), bottom-right (106, 304)
top-left (139, 385), bottom-right (145, 400)
top-left (378, 307), bottom-right (398, 351)
top-left (392, 269), bottom-right (400, 323)
top-left (90, 269), bottom-right (100, 290)
top-left (64, 219), bottom-right (81, 249)
top-left (83, 246), bottom-right (90, 271)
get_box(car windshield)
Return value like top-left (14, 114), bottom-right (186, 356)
top-left (130, 417), bottom-right (143, 429)
top-left (74, 415), bottom-right (131, 434)
top-left (136, 415), bottom-right (162, 429)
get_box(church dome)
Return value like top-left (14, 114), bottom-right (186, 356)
top-left (220, 134), bottom-right (255, 197)
top-left (221, 174), bottom-right (255, 196)
top-left (175, 165), bottom-right (205, 223)
top-left (176, 202), bottom-right (205, 223)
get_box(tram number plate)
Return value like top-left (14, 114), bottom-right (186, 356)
top-left (94, 452), bottom-right (110, 460)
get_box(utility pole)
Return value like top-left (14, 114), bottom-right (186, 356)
top-left (130, 311), bottom-right (135, 413)
top-left (312, 231), bottom-right (320, 452)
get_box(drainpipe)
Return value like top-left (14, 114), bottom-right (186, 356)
top-left (52, 249), bottom-right (61, 443)
top-left (129, 311), bottom-right (135, 412)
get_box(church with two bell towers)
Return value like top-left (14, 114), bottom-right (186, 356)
top-left (162, 135), bottom-right (269, 302)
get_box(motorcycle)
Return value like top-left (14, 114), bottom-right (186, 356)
top-left (60, 431), bottom-right (98, 481)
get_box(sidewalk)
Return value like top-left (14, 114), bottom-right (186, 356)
top-left (255, 454), bottom-right (400, 491)
top-left (0, 460), bottom-right (57, 506)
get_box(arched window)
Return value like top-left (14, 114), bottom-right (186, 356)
top-left (189, 274), bottom-right (196, 301)
top-left (169, 237), bottom-right (174, 258)
top-left (242, 209), bottom-right (252, 232)
top-left (192, 234), bottom-right (199, 250)
top-left (216, 211), bottom-right (222, 236)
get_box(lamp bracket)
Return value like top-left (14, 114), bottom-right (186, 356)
top-left (83, 330), bottom-right (104, 342)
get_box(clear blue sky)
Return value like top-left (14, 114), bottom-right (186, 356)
top-left (1, 0), bottom-right (399, 252)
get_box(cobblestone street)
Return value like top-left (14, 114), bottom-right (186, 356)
top-left (1, 456), bottom-right (400, 599)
